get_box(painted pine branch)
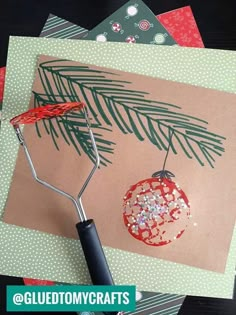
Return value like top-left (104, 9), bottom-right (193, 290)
top-left (33, 60), bottom-right (226, 168)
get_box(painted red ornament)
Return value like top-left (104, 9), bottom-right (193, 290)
top-left (123, 170), bottom-right (190, 246)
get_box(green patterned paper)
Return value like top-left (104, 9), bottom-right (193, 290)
top-left (85, 0), bottom-right (176, 45)
top-left (0, 37), bottom-right (236, 298)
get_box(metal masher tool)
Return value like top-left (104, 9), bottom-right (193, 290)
top-left (10, 102), bottom-right (120, 315)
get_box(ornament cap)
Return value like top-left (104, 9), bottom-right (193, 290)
top-left (152, 170), bottom-right (175, 180)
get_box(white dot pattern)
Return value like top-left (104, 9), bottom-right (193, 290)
top-left (0, 36), bottom-right (236, 298)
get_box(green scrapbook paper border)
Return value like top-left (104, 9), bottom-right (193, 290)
top-left (0, 36), bottom-right (236, 298)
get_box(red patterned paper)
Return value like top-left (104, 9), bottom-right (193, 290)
top-left (0, 67), bottom-right (6, 103)
top-left (157, 6), bottom-right (204, 48)
top-left (23, 278), bottom-right (55, 285)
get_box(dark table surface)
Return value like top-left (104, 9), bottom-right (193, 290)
top-left (0, 0), bottom-right (236, 314)
top-left (0, 0), bottom-right (236, 67)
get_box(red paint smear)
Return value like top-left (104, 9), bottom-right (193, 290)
top-left (144, 239), bottom-right (172, 247)
top-left (153, 240), bottom-right (171, 246)
top-left (10, 102), bottom-right (86, 125)
top-left (123, 177), bottom-right (190, 246)
top-left (157, 6), bottom-right (204, 48)
top-left (176, 229), bottom-right (185, 239)
top-left (23, 278), bottom-right (54, 286)
top-left (0, 67), bottom-right (6, 103)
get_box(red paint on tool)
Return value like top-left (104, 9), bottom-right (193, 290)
top-left (10, 102), bottom-right (86, 125)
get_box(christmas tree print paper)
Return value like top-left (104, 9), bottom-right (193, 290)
top-left (4, 54), bottom-right (236, 273)
top-left (40, 14), bottom-right (88, 39)
top-left (0, 37), bottom-right (236, 298)
top-left (157, 6), bottom-right (204, 48)
top-left (84, 0), bottom-right (176, 45)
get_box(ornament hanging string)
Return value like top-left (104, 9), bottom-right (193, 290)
top-left (152, 129), bottom-right (175, 180)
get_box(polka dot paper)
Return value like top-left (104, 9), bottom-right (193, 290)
top-left (0, 37), bottom-right (236, 298)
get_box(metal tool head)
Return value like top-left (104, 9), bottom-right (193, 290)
top-left (10, 102), bottom-right (100, 222)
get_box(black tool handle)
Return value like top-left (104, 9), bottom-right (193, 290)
top-left (76, 219), bottom-right (114, 285)
top-left (76, 219), bottom-right (119, 315)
